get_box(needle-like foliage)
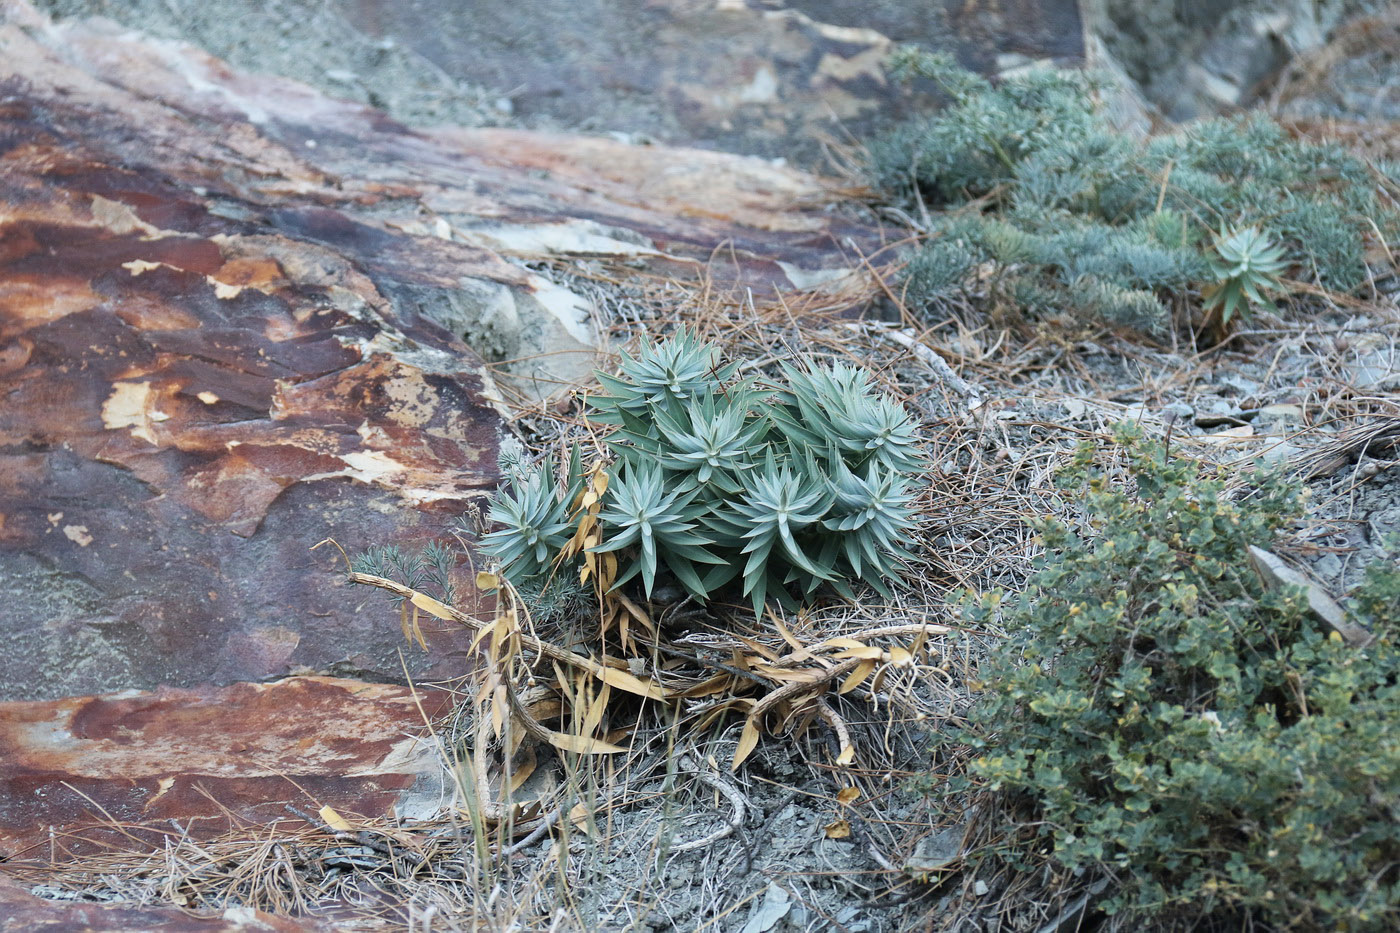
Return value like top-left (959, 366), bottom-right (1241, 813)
top-left (822, 457), bottom-right (918, 588)
top-left (774, 362), bottom-right (924, 475)
top-left (590, 328), bottom-right (738, 422)
top-left (703, 448), bottom-right (837, 616)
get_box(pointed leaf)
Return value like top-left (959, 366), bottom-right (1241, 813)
top-left (546, 731), bottom-right (627, 755)
top-left (733, 715), bottom-right (762, 770)
top-left (596, 666), bottom-right (666, 700)
top-left (838, 658), bottom-right (878, 694)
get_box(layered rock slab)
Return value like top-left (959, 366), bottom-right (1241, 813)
top-left (0, 676), bottom-right (453, 858)
top-left (0, 0), bottom-right (881, 700)
top-left (0, 97), bottom-right (506, 695)
top-left (0, 676), bottom-right (442, 930)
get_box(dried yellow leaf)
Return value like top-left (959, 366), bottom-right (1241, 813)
top-left (528, 699), bottom-right (564, 721)
top-left (752, 665), bottom-right (825, 684)
top-left (827, 638), bottom-right (883, 660)
top-left (835, 786), bottom-right (861, 806)
top-left (596, 666), bottom-right (666, 701)
top-left (838, 658), bottom-right (877, 695)
top-left (508, 751), bottom-right (537, 793)
top-left (569, 802), bottom-right (592, 834)
top-left (824, 819), bottom-right (851, 839)
top-left (581, 681), bottom-right (610, 736)
top-left (410, 604), bottom-right (428, 651)
top-left (318, 806), bottom-right (354, 832)
top-left (470, 617), bottom-right (497, 653)
top-left (475, 571), bottom-right (500, 590)
top-left (732, 716), bottom-right (762, 770)
top-left (491, 683), bottom-right (507, 738)
top-left (737, 635), bottom-right (780, 661)
top-left (770, 611), bottom-right (804, 653)
top-left (617, 593), bottom-right (655, 629)
top-left (408, 590), bottom-right (456, 621)
top-left (676, 675), bottom-right (734, 698)
top-left (616, 607), bottom-right (630, 648)
top-left (547, 731), bottom-right (626, 754)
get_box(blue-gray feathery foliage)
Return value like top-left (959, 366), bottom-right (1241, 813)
top-left (351, 540), bottom-right (459, 606)
top-left (872, 49), bottom-right (1396, 331)
top-left (482, 331), bottom-right (923, 616)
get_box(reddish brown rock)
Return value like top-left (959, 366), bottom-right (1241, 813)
top-left (0, 676), bottom-right (453, 859)
top-left (0, 114), bottom-right (505, 695)
top-left (0, 0), bottom-right (886, 700)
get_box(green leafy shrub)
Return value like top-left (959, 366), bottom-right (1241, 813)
top-left (482, 331), bottom-right (923, 616)
top-left (943, 426), bottom-right (1400, 930)
top-left (874, 49), bottom-right (1396, 332)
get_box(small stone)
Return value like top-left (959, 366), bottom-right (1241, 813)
top-left (1346, 347), bottom-right (1400, 388)
top-left (1120, 404), bottom-right (1149, 423)
top-left (1221, 374), bottom-right (1261, 396)
top-left (905, 825), bottom-right (966, 874)
top-left (1258, 403), bottom-right (1304, 422)
top-left (1312, 553), bottom-right (1343, 584)
top-left (1258, 441), bottom-right (1303, 464)
top-left (1195, 400), bottom-right (1244, 428)
top-left (738, 882), bottom-right (791, 933)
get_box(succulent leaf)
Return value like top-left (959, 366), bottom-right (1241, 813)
top-left (774, 362), bottom-right (923, 475)
top-left (481, 456), bottom-right (576, 581)
top-left (590, 460), bottom-right (721, 598)
top-left (589, 328), bottom-right (738, 422)
top-left (485, 334), bottom-right (925, 616)
top-left (1203, 225), bottom-right (1288, 328)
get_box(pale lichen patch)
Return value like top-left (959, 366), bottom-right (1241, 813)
top-left (101, 381), bottom-right (158, 445)
top-left (62, 525), bottom-right (93, 547)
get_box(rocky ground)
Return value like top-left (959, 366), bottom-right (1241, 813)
top-left (3, 2), bottom-right (1399, 932)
